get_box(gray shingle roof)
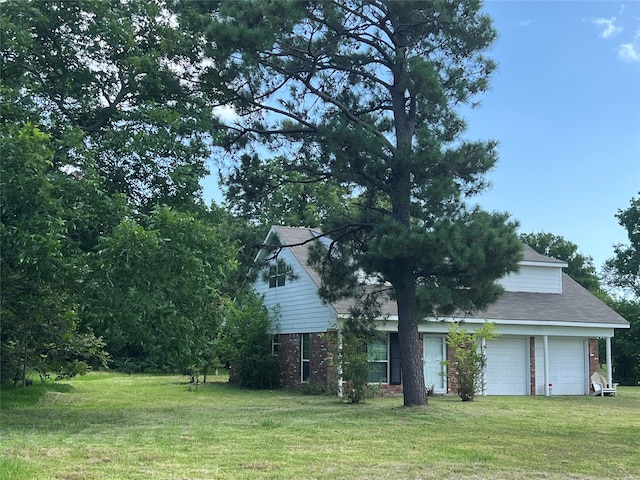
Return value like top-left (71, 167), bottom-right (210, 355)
top-left (477, 273), bottom-right (628, 325)
top-left (268, 226), bottom-right (629, 327)
top-left (521, 244), bottom-right (567, 264)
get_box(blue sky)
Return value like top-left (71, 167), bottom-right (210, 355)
top-left (202, 1), bottom-right (640, 269)
top-left (465, 0), bottom-right (640, 269)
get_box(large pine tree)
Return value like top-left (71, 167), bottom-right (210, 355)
top-left (187, 0), bottom-right (523, 406)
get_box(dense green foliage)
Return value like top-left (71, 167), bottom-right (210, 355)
top-left (604, 194), bottom-right (640, 297)
top-left (82, 206), bottom-right (238, 373)
top-left (218, 294), bottom-right (281, 389)
top-left (1, 0), bottom-right (217, 210)
top-left (187, 0), bottom-right (523, 406)
top-left (0, 0), bottom-right (244, 383)
top-left (607, 299), bottom-right (640, 385)
top-left (603, 194), bottom-right (640, 385)
top-left (224, 154), bottom-right (348, 228)
top-left (0, 125), bottom-right (109, 384)
top-left (336, 316), bottom-right (382, 404)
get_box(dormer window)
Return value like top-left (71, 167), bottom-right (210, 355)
top-left (268, 262), bottom-right (287, 288)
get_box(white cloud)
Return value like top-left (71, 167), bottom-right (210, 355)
top-left (517, 19), bottom-right (532, 27)
top-left (213, 105), bottom-right (240, 124)
top-left (592, 17), bottom-right (623, 38)
top-left (618, 41), bottom-right (640, 62)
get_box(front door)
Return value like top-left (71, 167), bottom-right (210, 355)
top-left (423, 335), bottom-right (446, 393)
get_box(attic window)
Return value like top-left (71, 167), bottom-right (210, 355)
top-left (268, 262), bottom-right (287, 288)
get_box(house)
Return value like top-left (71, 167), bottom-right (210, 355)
top-left (254, 226), bottom-right (630, 396)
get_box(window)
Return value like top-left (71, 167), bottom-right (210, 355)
top-left (271, 335), bottom-right (280, 355)
top-left (301, 333), bottom-right (310, 382)
top-left (268, 261), bottom-right (287, 288)
top-left (389, 333), bottom-right (401, 385)
top-left (367, 337), bottom-right (388, 383)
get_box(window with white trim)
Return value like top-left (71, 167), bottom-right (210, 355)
top-left (301, 333), bottom-right (310, 382)
top-left (367, 337), bottom-right (388, 383)
top-left (268, 262), bottom-right (287, 288)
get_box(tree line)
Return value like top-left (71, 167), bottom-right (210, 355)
top-left (1, 1), bottom-right (638, 401)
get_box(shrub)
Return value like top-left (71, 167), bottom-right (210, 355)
top-left (444, 322), bottom-right (497, 401)
top-left (219, 293), bottom-right (281, 389)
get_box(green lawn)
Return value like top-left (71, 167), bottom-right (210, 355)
top-left (1, 373), bottom-right (639, 480)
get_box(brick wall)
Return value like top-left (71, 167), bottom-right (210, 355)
top-left (310, 332), bottom-right (329, 385)
top-left (277, 332), bottom-right (337, 388)
top-left (529, 337), bottom-right (536, 396)
top-left (279, 333), bottom-right (601, 395)
top-left (279, 333), bottom-right (301, 387)
top-left (445, 343), bottom-right (457, 395)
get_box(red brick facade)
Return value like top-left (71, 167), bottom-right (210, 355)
top-left (278, 332), bottom-right (338, 388)
top-left (276, 332), bottom-right (601, 395)
top-left (530, 337), bottom-right (536, 396)
top-left (445, 343), bottom-right (456, 395)
top-left (278, 334), bottom-right (302, 387)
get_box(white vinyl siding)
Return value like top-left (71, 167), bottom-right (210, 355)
top-left (254, 248), bottom-right (336, 334)
top-left (498, 265), bottom-right (563, 294)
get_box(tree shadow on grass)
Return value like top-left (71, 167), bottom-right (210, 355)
top-left (0, 381), bottom-right (74, 409)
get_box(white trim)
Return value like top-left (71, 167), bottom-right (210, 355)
top-left (336, 313), bottom-right (629, 331)
top-left (606, 337), bottom-right (613, 384)
top-left (301, 333), bottom-right (310, 383)
top-left (520, 260), bottom-right (568, 268)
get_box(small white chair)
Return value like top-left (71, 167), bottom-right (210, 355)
top-left (591, 372), bottom-right (618, 396)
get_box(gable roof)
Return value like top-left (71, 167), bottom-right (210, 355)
top-left (269, 226), bottom-right (324, 288)
top-left (521, 244), bottom-right (568, 266)
top-left (264, 226), bottom-right (629, 327)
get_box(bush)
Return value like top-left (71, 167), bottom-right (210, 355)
top-left (339, 332), bottom-right (371, 403)
top-left (444, 322), bottom-right (497, 401)
top-left (220, 293), bottom-right (281, 389)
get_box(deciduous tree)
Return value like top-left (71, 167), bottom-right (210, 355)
top-left (604, 194), bottom-right (640, 297)
top-left (0, 125), bottom-right (108, 384)
top-left (1, 0), bottom-right (217, 211)
top-left (82, 206), bottom-right (237, 373)
top-left (603, 194), bottom-right (640, 385)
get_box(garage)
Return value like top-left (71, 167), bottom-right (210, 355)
top-left (548, 339), bottom-right (587, 395)
top-left (484, 338), bottom-right (529, 395)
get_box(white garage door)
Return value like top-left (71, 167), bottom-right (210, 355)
top-left (485, 338), bottom-right (528, 395)
top-left (548, 339), bottom-right (587, 395)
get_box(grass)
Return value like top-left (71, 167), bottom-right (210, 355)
top-left (1, 372), bottom-right (639, 479)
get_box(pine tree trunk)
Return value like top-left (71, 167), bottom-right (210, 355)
top-left (395, 281), bottom-right (428, 406)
